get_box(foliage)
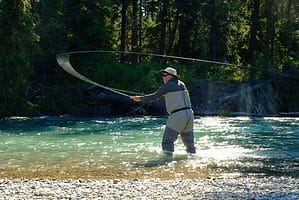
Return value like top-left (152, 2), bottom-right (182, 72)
top-left (0, 0), bottom-right (39, 117)
top-left (0, 0), bottom-right (298, 116)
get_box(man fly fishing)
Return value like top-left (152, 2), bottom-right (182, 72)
top-left (131, 67), bottom-right (196, 154)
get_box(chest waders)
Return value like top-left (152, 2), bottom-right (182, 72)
top-left (162, 89), bottom-right (196, 154)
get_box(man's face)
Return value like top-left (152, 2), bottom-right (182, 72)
top-left (162, 73), bottom-right (172, 84)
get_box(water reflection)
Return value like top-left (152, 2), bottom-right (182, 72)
top-left (0, 116), bottom-right (298, 178)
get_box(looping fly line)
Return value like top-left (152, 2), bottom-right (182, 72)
top-left (56, 53), bottom-right (141, 97)
top-left (56, 50), bottom-right (294, 98)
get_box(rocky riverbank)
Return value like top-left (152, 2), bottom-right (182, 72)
top-left (0, 176), bottom-right (298, 199)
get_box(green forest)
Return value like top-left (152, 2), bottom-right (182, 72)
top-left (0, 0), bottom-right (298, 117)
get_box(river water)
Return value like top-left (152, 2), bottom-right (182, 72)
top-left (0, 116), bottom-right (298, 179)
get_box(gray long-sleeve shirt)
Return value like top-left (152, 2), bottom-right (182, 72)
top-left (141, 78), bottom-right (192, 114)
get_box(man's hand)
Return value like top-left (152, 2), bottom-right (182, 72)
top-left (130, 96), bottom-right (141, 102)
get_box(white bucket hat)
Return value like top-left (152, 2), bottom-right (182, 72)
top-left (161, 67), bottom-right (178, 77)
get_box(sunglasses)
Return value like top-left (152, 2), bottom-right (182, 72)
top-left (162, 73), bottom-right (169, 77)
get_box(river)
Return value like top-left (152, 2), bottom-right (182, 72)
top-left (0, 116), bottom-right (298, 179)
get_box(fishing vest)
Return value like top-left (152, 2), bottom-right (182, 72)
top-left (164, 86), bottom-right (192, 115)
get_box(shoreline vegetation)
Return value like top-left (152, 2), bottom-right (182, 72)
top-left (19, 76), bottom-right (299, 118)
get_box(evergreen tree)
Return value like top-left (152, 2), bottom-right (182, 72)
top-left (0, 0), bottom-right (39, 116)
top-left (32, 0), bottom-right (70, 84)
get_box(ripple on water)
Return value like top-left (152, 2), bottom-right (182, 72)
top-left (0, 116), bottom-right (298, 179)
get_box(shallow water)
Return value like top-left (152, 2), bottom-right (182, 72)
top-left (0, 116), bottom-right (298, 179)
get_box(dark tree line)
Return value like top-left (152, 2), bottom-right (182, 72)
top-left (0, 0), bottom-right (298, 116)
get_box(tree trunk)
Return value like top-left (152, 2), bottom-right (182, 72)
top-left (131, 0), bottom-right (139, 63)
top-left (120, 0), bottom-right (128, 64)
top-left (246, 0), bottom-right (261, 79)
top-left (139, 0), bottom-right (143, 59)
top-left (158, 0), bottom-right (167, 55)
top-left (286, 0), bottom-right (292, 21)
top-left (176, 12), bottom-right (188, 57)
top-left (265, 0), bottom-right (275, 61)
top-left (209, 0), bottom-right (217, 61)
top-left (167, 11), bottom-right (179, 55)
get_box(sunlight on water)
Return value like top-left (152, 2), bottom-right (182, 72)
top-left (0, 116), bottom-right (298, 179)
